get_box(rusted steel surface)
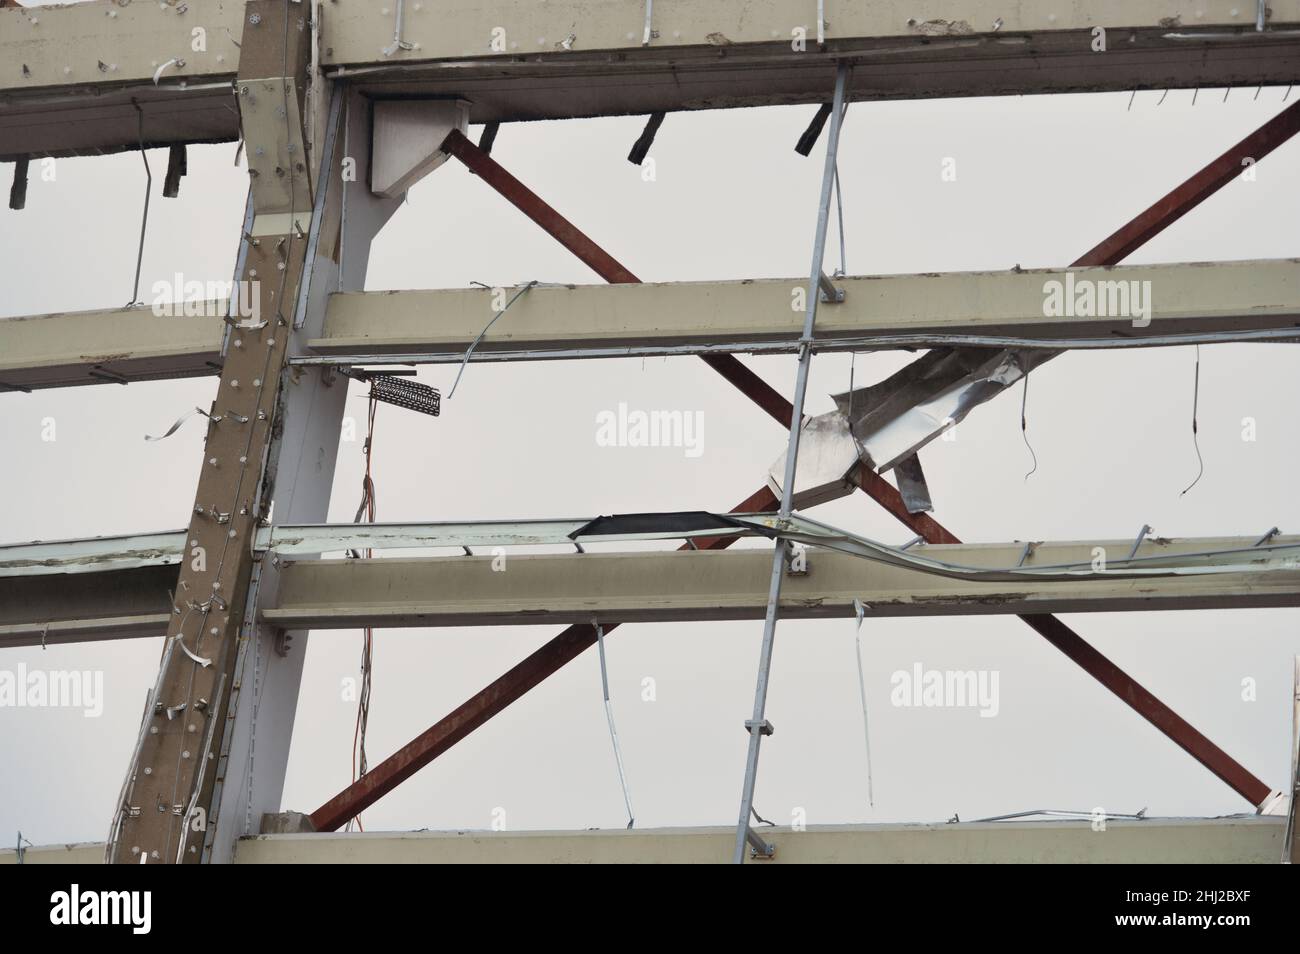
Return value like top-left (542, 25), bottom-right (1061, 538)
top-left (1019, 614), bottom-right (1272, 807)
top-left (441, 129), bottom-right (639, 285)
top-left (309, 485), bottom-right (779, 832)
top-left (1073, 100), bottom-right (1300, 268)
top-left (851, 464), bottom-right (960, 545)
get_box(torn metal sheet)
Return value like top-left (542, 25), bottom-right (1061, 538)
top-left (9, 514), bottom-right (1300, 585)
top-left (893, 453), bottom-right (933, 514)
top-left (834, 348), bottom-right (1054, 473)
top-left (766, 410), bottom-right (865, 509)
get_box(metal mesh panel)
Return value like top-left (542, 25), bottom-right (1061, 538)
top-left (368, 374), bottom-right (441, 417)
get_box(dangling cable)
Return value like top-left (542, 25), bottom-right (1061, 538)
top-left (851, 598), bottom-right (874, 808)
top-left (1020, 373), bottom-right (1038, 481)
top-left (833, 163), bottom-right (847, 277)
top-left (1181, 345), bottom-right (1205, 496)
top-left (594, 619), bottom-right (635, 828)
top-left (832, 102), bottom-right (850, 277)
top-left (347, 394), bottom-right (379, 831)
top-left (448, 280), bottom-right (538, 399)
top-left (127, 100), bottom-right (152, 307)
top-left (847, 350), bottom-right (856, 420)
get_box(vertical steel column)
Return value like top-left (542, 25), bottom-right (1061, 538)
top-left (202, 85), bottom-right (404, 862)
top-left (732, 65), bottom-right (848, 864)
top-left (109, 0), bottom-right (315, 864)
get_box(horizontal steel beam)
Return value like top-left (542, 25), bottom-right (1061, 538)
top-left (6, 532), bottom-right (1298, 647)
top-left (1, 817), bottom-right (1286, 864)
top-left (0, 563), bottom-right (175, 648)
top-left (309, 259), bottom-right (1300, 362)
top-left (5, 1), bottom-right (1300, 158)
top-left (0, 303), bottom-right (222, 391)
top-left (6, 260), bottom-right (1296, 389)
top-left (263, 539), bottom-right (1300, 629)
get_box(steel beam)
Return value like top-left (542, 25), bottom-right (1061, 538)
top-left (0, 303), bottom-right (222, 392)
top-left (107, 0), bottom-right (315, 866)
top-left (12, 527), bottom-right (1299, 643)
top-left (6, 257), bottom-right (1299, 391)
top-left (9, 3), bottom-right (1300, 160)
top-left (3, 816), bottom-right (1287, 865)
top-left (307, 259), bottom-right (1300, 363)
top-left (259, 535), bottom-right (1300, 628)
top-left (202, 83), bottom-right (405, 864)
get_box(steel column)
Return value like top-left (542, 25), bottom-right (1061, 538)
top-left (108, 0), bottom-right (315, 864)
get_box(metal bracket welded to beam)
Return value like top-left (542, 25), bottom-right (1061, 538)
top-left (817, 270), bottom-right (844, 303)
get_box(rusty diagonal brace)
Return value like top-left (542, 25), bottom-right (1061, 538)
top-left (311, 102), bottom-right (1300, 831)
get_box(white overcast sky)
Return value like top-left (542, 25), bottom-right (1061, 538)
top-left (2, 79), bottom-right (1299, 845)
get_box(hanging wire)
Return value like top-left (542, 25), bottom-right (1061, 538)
top-left (127, 100), bottom-right (152, 306)
top-left (831, 101), bottom-right (850, 276)
top-left (851, 598), bottom-right (874, 808)
top-left (347, 394), bottom-right (379, 831)
top-left (1020, 372), bottom-right (1038, 481)
top-left (594, 620), bottom-right (635, 828)
top-left (1181, 345), bottom-right (1205, 496)
top-left (833, 162), bottom-right (847, 277)
top-left (847, 349), bottom-right (856, 420)
top-left (448, 280), bottom-right (539, 398)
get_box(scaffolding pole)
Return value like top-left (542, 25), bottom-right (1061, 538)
top-left (732, 65), bottom-right (848, 864)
